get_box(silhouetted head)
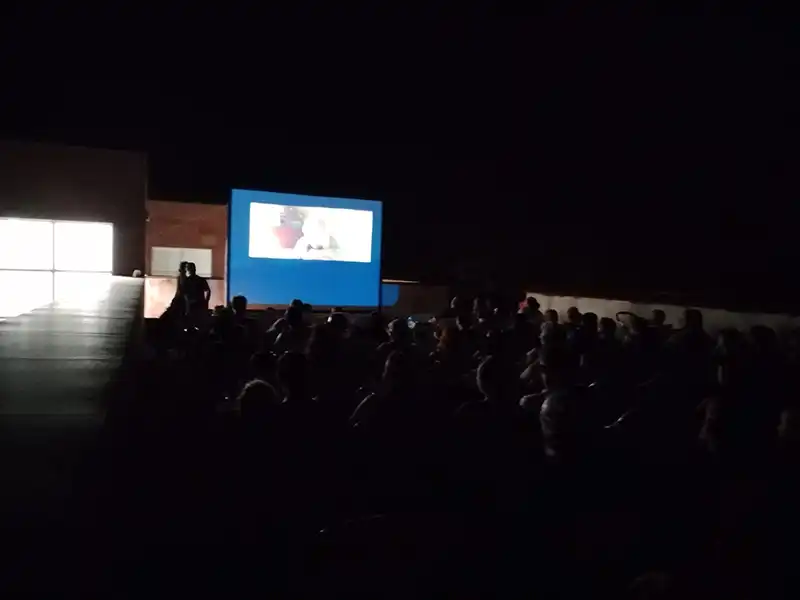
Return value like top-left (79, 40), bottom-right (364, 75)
top-left (539, 344), bottom-right (572, 390)
top-left (545, 309), bottom-right (559, 324)
top-left (456, 313), bottom-right (472, 331)
top-left (269, 317), bottom-right (289, 335)
top-left (383, 349), bottom-right (417, 387)
top-left (699, 395), bottom-right (775, 459)
top-left (370, 311), bottom-right (386, 333)
top-left (566, 306), bottom-right (581, 325)
top-left (238, 379), bottom-right (278, 418)
top-left (186, 262), bottom-right (197, 276)
top-left (412, 322), bottom-right (435, 347)
top-left (540, 321), bottom-right (566, 348)
top-left (525, 296), bottom-right (540, 311)
top-left (437, 326), bottom-right (462, 352)
top-left (178, 261), bottom-right (189, 276)
top-left (629, 315), bottom-right (648, 336)
top-left (216, 307), bottom-right (233, 323)
top-left (290, 299), bottom-right (304, 309)
top-left (715, 329), bottom-right (749, 388)
top-left (388, 318), bottom-right (411, 343)
top-left (307, 323), bottom-right (337, 361)
top-left (599, 317), bottom-right (617, 337)
top-left (540, 385), bottom-right (588, 461)
top-left (326, 312), bottom-right (349, 335)
top-left (473, 297), bottom-right (490, 319)
top-left (683, 308), bottom-right (703, 331)
top-left (231, 295), bottom-right (247, 315)
top-left (717, 327), bottom-right (744, 357)
top-left (582, 312), bottom-right (598, 330)
top-left (276, 352), bottom-right (308, 397)
top-left (651, 309), bottom-right (666, 327)
top-left (476, 355), bottom-right (516, 402)
top-left (285, 305), bottom-right (303, 328)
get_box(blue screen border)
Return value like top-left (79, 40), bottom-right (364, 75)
top-left (226, 188), bottom-right (384, 309)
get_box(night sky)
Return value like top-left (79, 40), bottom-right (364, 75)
top-left (0, 13), bottom-right (796, 310)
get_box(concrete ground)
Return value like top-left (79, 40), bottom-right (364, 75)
top-left (0, 278), bottom-right (142, 594)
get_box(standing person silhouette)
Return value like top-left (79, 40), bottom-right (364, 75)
top-left (161, 261), bottom-right (191, 333)
top-left (182, 262), bottom-right (211, 326)
top-left (166, 261), bottom-right (189, 315)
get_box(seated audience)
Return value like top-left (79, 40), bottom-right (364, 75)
top-left (142, 273), bottom-right (800, 597)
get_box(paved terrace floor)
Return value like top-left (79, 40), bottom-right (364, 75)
top-left (0, 277), bottom-right (143, 594)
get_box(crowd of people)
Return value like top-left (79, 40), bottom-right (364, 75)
top-left (137, 287), bottom-right (800, 597)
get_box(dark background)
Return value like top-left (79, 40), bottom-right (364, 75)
top-left (0, 12), bottom-right (796, 310)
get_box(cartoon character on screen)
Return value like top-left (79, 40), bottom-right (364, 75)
top-left (294, 217), bottom-right (339, 260)
top-left (272, 206), bottom-right (305, 250)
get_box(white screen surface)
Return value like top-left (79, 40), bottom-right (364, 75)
top-left (248, 202), bottom-right (373, 263)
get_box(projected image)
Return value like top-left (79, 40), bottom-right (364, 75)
top-left (229, 189), bottom-right (382, 307)
top-left (248, 203), bottom-right (373, 263)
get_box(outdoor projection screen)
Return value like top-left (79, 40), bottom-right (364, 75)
top-left (228, 189), bottom-right (382, 307)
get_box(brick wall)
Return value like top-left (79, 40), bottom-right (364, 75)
top-left (145, 200), bottom-right (228, 278)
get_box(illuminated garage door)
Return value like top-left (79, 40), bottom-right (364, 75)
top-left (0, 218), bottom-right (114, 317)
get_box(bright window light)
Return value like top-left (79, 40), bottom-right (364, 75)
top-left (54, 272), bottom-right (113, 307)
top-left (0, 270), bottom-right (54, 318)
top-left (0, 219), bottom-right (115, 318)
top-left (54, 221), bottom-right (113, 272)
top-left (0, 218), bottom-right (54, 270)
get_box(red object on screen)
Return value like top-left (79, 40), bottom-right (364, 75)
top-left (273, 225), bottom-right (303, 249)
